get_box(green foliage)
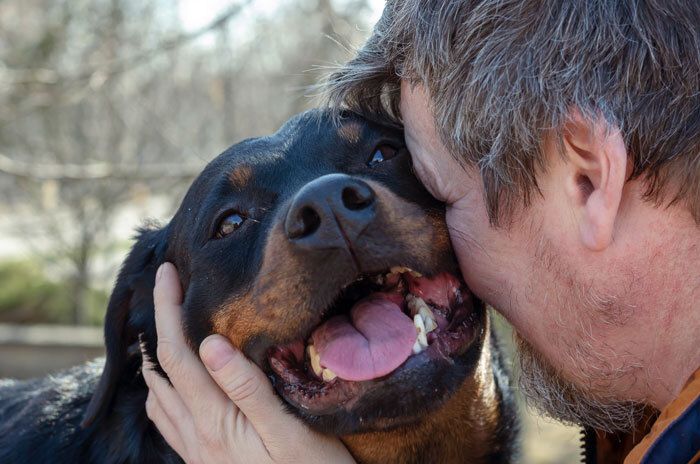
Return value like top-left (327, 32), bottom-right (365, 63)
top-left (0, 260), bottom-right (107, 326)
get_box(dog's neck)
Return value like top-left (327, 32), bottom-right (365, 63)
top-left (340, 334), bottom-right (513, 464)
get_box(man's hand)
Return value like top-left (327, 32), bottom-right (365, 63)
top-left (142, 262), bottom-right (355, 464)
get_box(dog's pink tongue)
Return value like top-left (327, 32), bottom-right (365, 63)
top-left (311, 294), bottom-right (416, 381)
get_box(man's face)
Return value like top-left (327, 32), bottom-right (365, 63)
top-left (398, 82), bottom-right (681, 430)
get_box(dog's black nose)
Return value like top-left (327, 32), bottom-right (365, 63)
top-left (285, 174), bottom-right (376, 249)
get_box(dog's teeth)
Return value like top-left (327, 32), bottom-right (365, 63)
top-left (417, 330), bottom-right (428, 348)
top-left (387, 266), bottom-right (422, 278)
top-left (413, 314), bottom-right (429, 349)
top-left (412, 314), bottom-right (424, 354)
top-left (412, 339), bottom-right (424, 354)
top-left (407, 295), bottom-right (437, 333)
top-left (307, 344), bottom-right (324, 378)
top-left (414, 312), bottom-right (426, 333)
top-left (374, 274), bottom-right (385, 285)
top-left (322, 368), bottom-right (337, 382)
top-left (390, 266), bottom-right (410, 274)
top-left (420, 308), bottom-right (437, 333)
top-left (406, 294), bottom-right (419, 315)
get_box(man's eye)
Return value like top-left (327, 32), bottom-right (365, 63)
top-left (367, 144), bottom-right (402, 167)
top-left (216, 213), bottom-right (246, 238)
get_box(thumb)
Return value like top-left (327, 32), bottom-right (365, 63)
top-left (199, 335), bottom-right (292, 435)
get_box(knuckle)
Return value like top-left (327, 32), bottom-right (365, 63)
top-left (145, 396), bottom-right (158, 419)
top-left (194, 425), bottom-right (219, 449)
top-left (156, 338), bottom-right (181, 373)
top-left (193, 410), bottom-right (229, 450)
top-left (223, 374), bottom-right (261, 403)
top-left (168, 403), bottom-right (189, 426)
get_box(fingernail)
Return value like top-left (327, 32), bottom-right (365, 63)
top-left (156, 263), bottom-right (167, 283)
top-left (201, 336), bottom-right (235, 371)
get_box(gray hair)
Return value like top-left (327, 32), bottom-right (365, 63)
top-left (514, 333), bottom-right (646, 433)
top-left (324, 0), bottom-right (700, 225)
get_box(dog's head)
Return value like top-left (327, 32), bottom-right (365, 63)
top-left (84, 109), bottom-right (486, 435)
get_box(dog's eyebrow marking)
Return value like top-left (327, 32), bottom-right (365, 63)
top-left (338, 120), bottom-right (363, 144)
top-left (229, 165), bottom-right (253, 189)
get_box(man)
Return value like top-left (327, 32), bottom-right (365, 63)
top-left (142, 1), bottom-right (700, 463)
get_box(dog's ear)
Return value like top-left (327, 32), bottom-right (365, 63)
top-left (81, 226), bottom-right (168, 427)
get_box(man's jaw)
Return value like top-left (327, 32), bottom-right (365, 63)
top-left (514, 333), bottom-right (646, 434)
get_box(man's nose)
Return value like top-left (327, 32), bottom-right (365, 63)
top-left (284, 174), bottom-right (376, 250)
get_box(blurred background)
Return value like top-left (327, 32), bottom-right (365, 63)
top-left (0, 0), bottom-right (581, 461)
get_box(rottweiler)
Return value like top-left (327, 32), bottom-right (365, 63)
top-left (0, 110), bottom-right (518, 463)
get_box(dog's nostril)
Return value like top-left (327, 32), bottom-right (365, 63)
top-left (342, 185), bottom-right (375, 211)
top-left (288, 206), bottom-right (321, 239)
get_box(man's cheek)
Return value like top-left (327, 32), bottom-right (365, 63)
top-left (445, 203), bottom-right (499, 295)
top-left (445, 206), bottom-right (481, 267)
top-left (410, 154), bottom-right (446, 202)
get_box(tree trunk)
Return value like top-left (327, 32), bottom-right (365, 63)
top-left (71, 205), bottom-right (92, 325)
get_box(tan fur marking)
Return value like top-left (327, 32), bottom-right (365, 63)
top-left (338, 120), bottom-right (363, 144)
top-left (228, 165), bottom-right (253, 190)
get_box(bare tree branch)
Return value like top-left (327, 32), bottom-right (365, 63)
top-left (2, 0), bottom-right (253, 87)
top-left (0, 153), bottom-right (201, 180)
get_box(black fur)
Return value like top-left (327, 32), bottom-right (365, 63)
top-left (0, 110), bottom-right (518, 463)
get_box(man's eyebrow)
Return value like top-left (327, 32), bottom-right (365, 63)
top-left (228, 165), bottom-right (253, 189)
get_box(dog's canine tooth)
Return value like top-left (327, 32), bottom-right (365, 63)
top-left (407, 295), bottom-right (437, 332)
top-left (417, 331), bottom-right (428, 348)
top-left (412, 339), bottom-right (424, 354)
top-left (307, 344), bottom-right (323, 378)
top-left (322, 368), bottom-right (337, 382)
top-left (420, 308), bottom-right (437, 333)
top-left (413, 312), bottom-right (425, 333)
top-left (413, 314), bottom-right (429, 349)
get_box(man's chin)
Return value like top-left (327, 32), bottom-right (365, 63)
top-left (514, 334), bottom-right (646, 433)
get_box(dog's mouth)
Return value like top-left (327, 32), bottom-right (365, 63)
top-left (267, 267), bottom-right (480, 416)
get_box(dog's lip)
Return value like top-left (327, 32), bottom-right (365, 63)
top-left (265, 269), bottom-right (482, 416)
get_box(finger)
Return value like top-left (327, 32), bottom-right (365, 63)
top-left (145, 391), bottom-right (190, 461)
top-left (200, 335), bottom-right (292, 437)
top-left (141, 353), bottom-right (192, 429)
top-left (152, 263), bottom-right (195, 381)
top-left (153, 263), bottom-right (185, 345)
top-left (151, 264), bottom-right (231, 417)
top-left (142, 350), bottom-right (202, 463)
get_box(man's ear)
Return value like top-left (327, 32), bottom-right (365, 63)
top-left (561, 112), bottom-right (629, 251)
top-left (81, 226), bottom-right (168, 427)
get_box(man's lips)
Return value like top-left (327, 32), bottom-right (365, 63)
top-left (266, 268), bottom-right (480, 414)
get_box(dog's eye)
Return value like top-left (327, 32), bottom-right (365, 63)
top-left (367, 144), bottom-right (401, 167)
top-left (216, 213), bottom-right (246, 238)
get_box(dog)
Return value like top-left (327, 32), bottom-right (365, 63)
top-left (0, 109), bottom-right (518, 463)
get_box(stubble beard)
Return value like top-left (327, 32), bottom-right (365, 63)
top-left (514, 332), bottom-right (646, 433)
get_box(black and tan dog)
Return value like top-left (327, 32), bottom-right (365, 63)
top-left (0, 110), bottom-right (518, 463)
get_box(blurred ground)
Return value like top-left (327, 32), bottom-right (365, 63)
top-left (520, 400), bottom-right (582, 463)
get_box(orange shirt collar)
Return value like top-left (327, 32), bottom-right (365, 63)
top-left (624, 368), bottom-right (700, 464)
